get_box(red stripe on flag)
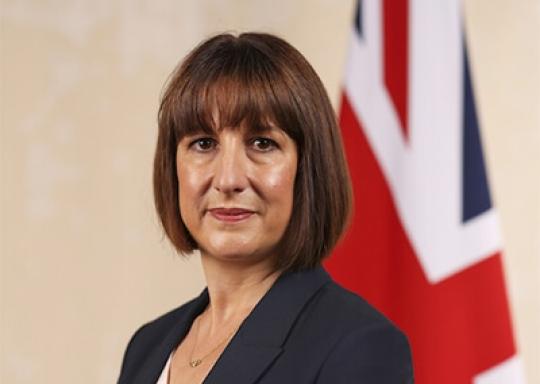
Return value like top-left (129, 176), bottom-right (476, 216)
top-left (326, 94), bottom-right (517, 383)
top-left (383, 0), bottom-right (409, 138)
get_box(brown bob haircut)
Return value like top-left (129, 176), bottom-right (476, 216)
top-left (154, 32), bottom-right (352, 272)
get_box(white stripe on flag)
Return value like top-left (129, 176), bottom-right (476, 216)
top-left (344, 0), bottom-right (502, 283)
top-left (473, 355), bottom-right (526, 384)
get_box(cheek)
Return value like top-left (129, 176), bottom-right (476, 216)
top-left (177, 164), bottom-right (202, 223)
top-left (263, 162), bottom-right (297, 212)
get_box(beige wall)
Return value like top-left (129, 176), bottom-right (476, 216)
top-left (1, 1), bottom-right (538, 382)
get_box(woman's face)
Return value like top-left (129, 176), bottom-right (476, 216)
top-left (176, 123), bottom-right (297, 266)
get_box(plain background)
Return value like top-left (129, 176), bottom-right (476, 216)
top-left (1, 0), bottom-right (539, 383)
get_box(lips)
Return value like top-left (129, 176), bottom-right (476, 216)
top-left (208, 208), bottom-right (255, 223)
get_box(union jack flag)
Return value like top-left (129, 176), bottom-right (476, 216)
top-left (325, 1), bottom-right (526, 382)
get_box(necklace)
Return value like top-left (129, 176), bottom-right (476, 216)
top-left (188, 315), bottom-right (242, 368)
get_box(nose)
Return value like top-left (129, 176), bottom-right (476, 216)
top-left (212, 137), bottom-right (249, 194)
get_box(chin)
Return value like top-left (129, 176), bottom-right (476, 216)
top-left (201, 240), bottom-right (275, 266)
top-left (205, 245), bottom-right (257, 261)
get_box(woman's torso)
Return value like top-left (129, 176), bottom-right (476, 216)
top-left (117, 267), bottom-right (413, 384)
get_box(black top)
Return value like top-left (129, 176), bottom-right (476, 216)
top-left (118, 267), bottom-right (414, 383)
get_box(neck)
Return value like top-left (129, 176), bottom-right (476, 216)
top-left (199, 252), bottom-right (282, 332)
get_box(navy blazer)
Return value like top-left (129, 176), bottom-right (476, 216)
top-left (118, 267), bottom-right (413, 383)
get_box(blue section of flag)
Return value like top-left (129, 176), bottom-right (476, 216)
top-left (462, 45), bottom-right (492, 222)
top-left (355, 1), bottom-right (363, 38)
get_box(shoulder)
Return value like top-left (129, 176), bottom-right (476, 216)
top-left (307, 281), bottom-right (414, 383)
top-left (311, 279), bottom-right (397, 330)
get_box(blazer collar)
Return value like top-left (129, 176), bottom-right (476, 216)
top-left (133, 289), bottom-right (209, 384)
top-left (135, 266), bottom-right (331, 384)
top-left (205, 266), bottom-right (331, 383)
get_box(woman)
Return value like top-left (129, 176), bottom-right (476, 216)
top-left (118, 32), bottom-right (413, 384)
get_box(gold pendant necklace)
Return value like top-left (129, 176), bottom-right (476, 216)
top-left (189, 359), bottom-right (203, 368)
top-left (188, 316), bottom-right (241, 368)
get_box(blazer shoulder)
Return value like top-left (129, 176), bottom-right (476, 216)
top-left (318, 280), bottom-right (398, 330)
top-left (311, 281), bottom-right (414, 383)
top-left (304, 281), bottom-right (413, 384)
top-left (315, 318), bottom-right (414, 383)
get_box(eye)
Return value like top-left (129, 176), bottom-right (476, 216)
top-left (190, 137), bottom-right (216, 152)
top-left (251, 137), bottom-right (278, 152)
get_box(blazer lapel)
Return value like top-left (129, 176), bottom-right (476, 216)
top-left (204, 267), bottom-right (331, 384)
top-left (132, 290), bottom-right (209, 384)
